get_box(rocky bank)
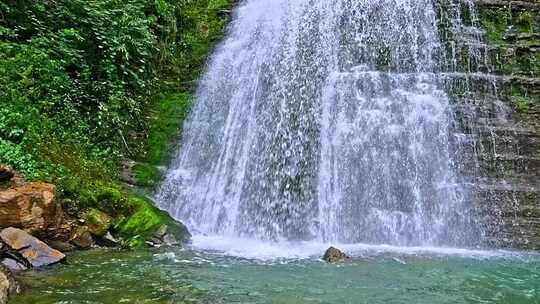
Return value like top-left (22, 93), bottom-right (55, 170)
top-left (0, 165), bottom-right (190, 303)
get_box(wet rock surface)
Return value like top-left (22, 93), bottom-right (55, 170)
top-left (446, 0), bottom-right (540, 249)
top-left (96, 232), bottom-right (120, 247)
top-left (323, 247), bottom-right (350, 263)
top-left (0, 227), bottom-right (65, 268)
top-left (147, 225), bottom-right (179, 247)
top-left (46, 240), bottom-right (76, 253)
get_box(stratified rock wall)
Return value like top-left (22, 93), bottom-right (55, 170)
top-left (442, 0), bottom-right (539, 249)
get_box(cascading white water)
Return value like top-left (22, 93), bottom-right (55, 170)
top-left (157, 0), bottom-right (482, 248)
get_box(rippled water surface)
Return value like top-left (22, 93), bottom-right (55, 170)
top-left (9, 243), bottom-right (540, 304)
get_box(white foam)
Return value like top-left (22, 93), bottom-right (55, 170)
top-left (191, 235), bottom-right (527, 261)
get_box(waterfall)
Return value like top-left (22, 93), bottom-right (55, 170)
top-left (158, 0), bottom-right (483, 247)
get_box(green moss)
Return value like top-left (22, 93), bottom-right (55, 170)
top-left (479, 7), bottom-right (538, 46)
top-left (511, 95), bottom-right (535, 113)
top-left (133, 163), bottom-right (161, 187)
top-left (139, 93), bottom-right (192, 166)
top-left (115, 194), bottom-right (190, 248)
top-left (479, 9), bottom-right (510, 45)
top-left (175, 0), bottom-right (231, 87)
top-left (509, 82), bottom-right (537, 113)
top-left (477, 6), bottom-right (540, 78)
top-left (515, 11), bottom-right (534, 33)
top-left (62, 180), bottom-right (190, 248)
top-left (83, 208), bottom-right (112, 237)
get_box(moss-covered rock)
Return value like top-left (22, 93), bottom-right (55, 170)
top-left (61, 181), bottom-right (190, 249)
top-left (114, 195), bottom-right (190, 248)
top-left (69, 226), bottom-right (94, 249)
top-left (82, 209), bottom-right (112, 237)
top-left (445, 0), bottom-right (540, 250)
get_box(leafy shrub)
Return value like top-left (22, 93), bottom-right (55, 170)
top-left (0, 0), bottom-right (231, 212)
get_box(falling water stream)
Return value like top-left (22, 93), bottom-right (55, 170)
top-left (158, 0), bottom-right (480, 248)
top-left (10, 1), bottom-right (540, 303)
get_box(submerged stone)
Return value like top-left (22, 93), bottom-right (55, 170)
top-left (47, 240), bottom-right (76, 253)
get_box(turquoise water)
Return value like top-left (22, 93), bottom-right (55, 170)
top-left (9, 243), bottom-right (540, 304)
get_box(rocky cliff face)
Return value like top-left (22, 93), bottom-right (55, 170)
top-left (443, 0), bottom-right (539, 249)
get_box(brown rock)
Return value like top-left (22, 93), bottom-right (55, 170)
top-left (0, 227), bottom-right (65, 267)
top-left (322, 247), bottom-right (350, 263)
top-left (69, 226), bottom-right (94, 249)
top-left (0, 182), bottom-right (61, 234)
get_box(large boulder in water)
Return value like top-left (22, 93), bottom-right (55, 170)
top-left (0, 182), bottom-right (61, 234)
top-left (0, 227), bottom-right (65, 268)
top-left (323, 247), bottom-right (350, 263)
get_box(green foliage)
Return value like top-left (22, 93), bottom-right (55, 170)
top-left (142, 93), bottom-right (193, 165)
top-left (0, 0), bottom-right (230, 243)
top-left (479, 9), bottom-right (510, 44)
top-left (133, 163), bottom-right (161, 187)
top-left (512, 96), bottom-right (533, 113)
top-left (0, 139), bottom-right (40, 177)
top-left (156, 0), bottom-right (231, 89)
top-left (0, 0), bottom-right (160, 150)
top-left (60, 181), bottom-right (188, 247)
top-left (0, 0), bottom-right (230, 184)
top-left (479, 7), bottom-right (539, 46)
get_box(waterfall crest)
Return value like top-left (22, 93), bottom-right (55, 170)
top-left (158, 0), bottom-right (482, 247)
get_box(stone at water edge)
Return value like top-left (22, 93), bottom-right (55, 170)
top-left (1, 259), bottom-right (27, 272)
top-left (83, 209), bottom-right (112, 237)
top-left (0, 227), bottom-right (65, 268)
top-left (96, 232), bottom-right (121, 247)
top-left (323, 247), bottom-right (350, 263)
top-left (148, 225), bottom-right (179, 247)
top-left (0, 182), bottom-right (61, 234)
top-left (0, 265), bottom-right (19, 304)
top-left (69, 226), bottom-right (95, 249)
top-left (0, 241), bottom-right (32, 270)
top-left (47, 240), bottom-right (76, 252)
